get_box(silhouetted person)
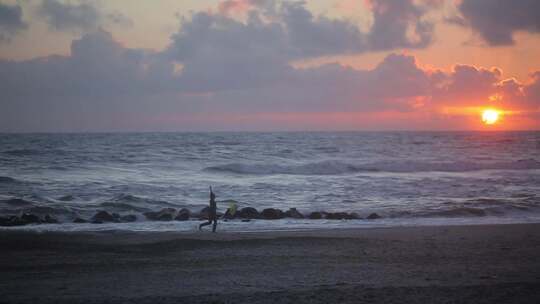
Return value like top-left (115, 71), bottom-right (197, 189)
top-left (199, 186), bottom-right (217, 232)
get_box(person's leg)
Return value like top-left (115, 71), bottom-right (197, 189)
top-left (199, 220), bottom-right (212, 230)
top-left (212, 218), bottom-right (217, 232)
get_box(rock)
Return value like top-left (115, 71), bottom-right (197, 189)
top-left (73, 217), bottom-right (87, 223)
top-left (43, 214), bottom-right (59, 224)
top-left (285, 208), bottom-right (304, 219)
top-left (367, 213), bottom-right (381, 220)
top-left (197, 206), bottom-right (211, 220)
top-left (308, 212), bottom-right (323, 219)
top-left (0, 216), bottom-right (22, 226)
top-left (157, 213), bottom-right (173, 221)
top-left (238, 207), bottom-right (259, 219)
top-left (144, 208), bottom-right (177, 221)
top-left (120, 214), bottom-right (137, 222)
top-left (112, 213), bottom-right (121, 220)
top-left (241, 219), bottom-right (251, 222)
top-left (175, 208), bottom-right (190, 221)
top-left (349, 212), bottom-right (360, 219)
top-left (21, 213), bottom-right (41, 224)
top-left (92, 211), bottom-right (115, 223)
top-left (261, 208), bottom-right (284, 220)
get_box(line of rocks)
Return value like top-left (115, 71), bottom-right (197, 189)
top-left (0, 213), bottom-right (59, 226)
top-left (0, 207), bottom-right (382, 226)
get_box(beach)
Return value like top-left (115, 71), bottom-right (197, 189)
top-left (2, 223), bottom-right (540, 303)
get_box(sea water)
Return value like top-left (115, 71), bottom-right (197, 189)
top-left (1, 131), bottom-right (539, 232)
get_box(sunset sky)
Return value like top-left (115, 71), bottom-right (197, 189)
top-left (1, 0), bottom-right (539, 131)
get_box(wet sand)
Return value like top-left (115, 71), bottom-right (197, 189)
top-left (1, 223), bottom-right (540, 303)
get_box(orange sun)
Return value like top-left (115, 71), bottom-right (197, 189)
top-left (481, 109), bottom-right (500, 125)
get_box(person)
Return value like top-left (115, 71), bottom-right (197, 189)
top-left (199, 186), bottom-right (217, 232)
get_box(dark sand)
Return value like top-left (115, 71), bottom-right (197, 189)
top-left (1, 224), bottom-right (540, 303)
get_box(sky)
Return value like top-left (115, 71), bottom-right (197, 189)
top-left (0, 0), bottom-right (539, 132)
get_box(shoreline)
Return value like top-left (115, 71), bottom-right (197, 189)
top-left (2, 223), bottom-right (540, 303)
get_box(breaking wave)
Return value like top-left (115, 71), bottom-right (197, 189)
top-left (205, 159), bottom-right (540, 175)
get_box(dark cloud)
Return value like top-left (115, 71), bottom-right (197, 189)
top-left (431, 64), bottom-right (502, 104)
top-left (38, 0), bottom-right (133, 32)
top-left (166, 0), bottom-right (436, 93)
top-left (38, 0), bottom-right (100, 32)
top-left (453, 0), bottom-right (540, 45)
top-left (168, 0), bottom-right (435, 62)
top-left (279, 1), bottom-right (367, 56)
top-left (367, 0), bottom-right (434, 50)
top-left (0, 2), bottom-right (27, 43)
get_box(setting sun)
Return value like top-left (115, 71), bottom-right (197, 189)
top-left (481, 109), bottom-right (500, 125)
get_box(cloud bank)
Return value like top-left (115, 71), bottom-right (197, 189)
top-left (0, 0), bottom-right (538, 131)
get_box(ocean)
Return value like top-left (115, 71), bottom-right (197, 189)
top-left (1, 131), bottom-right (539, 232)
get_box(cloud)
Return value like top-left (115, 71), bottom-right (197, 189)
top-left (169, 0), bottom-right (435, 61)
top-left (452, 0), bottom-right (540, 45)
top-left (0, 2), bottom-right (27, 43)
top-left (165, 0), bottom-right (438, 93)
top-left (367, 0), bottom-right (434, 50)
top-left (38, 0), bottom-right (100, 32)
top-left (3, 28), bottom-right (538, 131)
top-left (431, 64), bottom-right (502, 105)
top-left (37, 0), bottom-right (133, 32)
top-left (0, 1), bottom-right (538, 131)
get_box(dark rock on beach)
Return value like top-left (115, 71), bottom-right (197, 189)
top-left (261, 208), bottom-right (285, 220)
top-left (43, 214), bottom-right (59, 224)
top-left (285, 208), bottom-right (304, 219)
top-left (349, 212), bottom-right (361, 219)
top-left (144, 208), bottom-right (177, 221)
top-left (309, 212), bottom-right (323, 219)
top-left (0, 214), bottom-right (42, 226)
top-left (0, 216), bottom-right (21, 226)
top-left (367, 213), bottom-right (381, 220)
top-left (238, 207), bottom-right (259, 219)
top-left (175, 208), bottom-right (190, 221)
top-left (92, 211), bottom-right (116, 223)
top-left (21, 213), bottom-right (41, 224)
top-left (197, 206), bottom-right (210, 220)
top-left (73, 217), bottom-right (88, 223)
top-left (120, 214), bottom-right (137, 222)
